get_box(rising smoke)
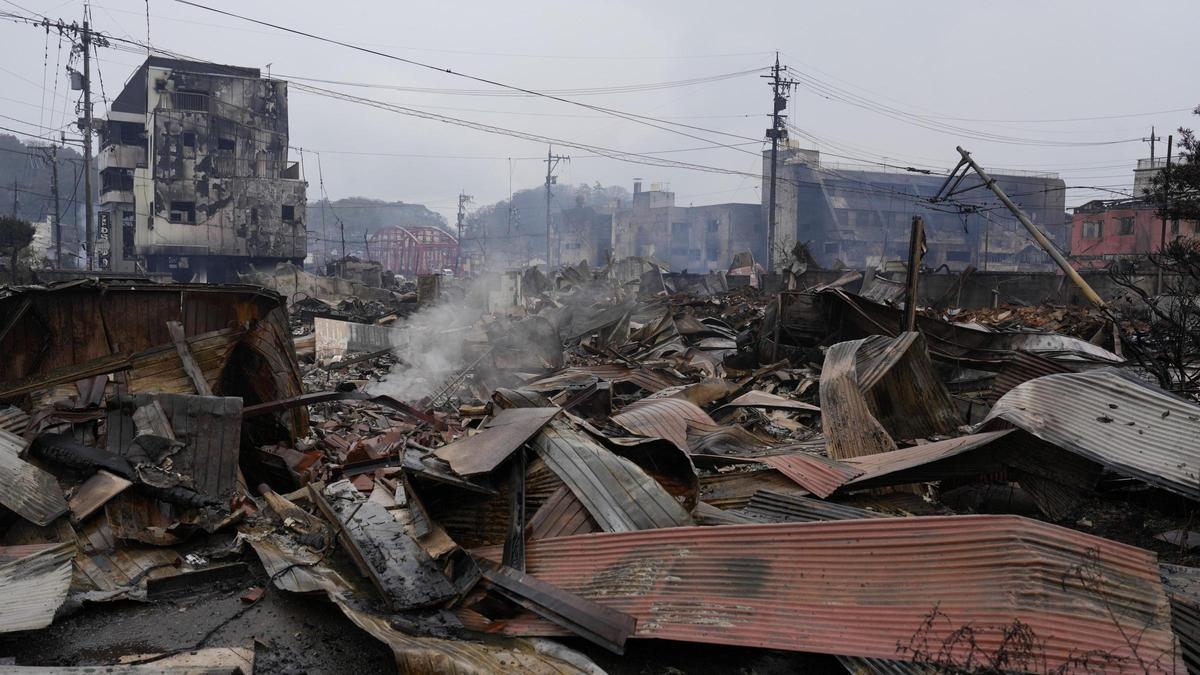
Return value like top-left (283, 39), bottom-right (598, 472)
top-left (369, 275), bottom-right (496, 402)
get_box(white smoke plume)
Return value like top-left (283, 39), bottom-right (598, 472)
top-left (369, 275), bottom-right (502, 402)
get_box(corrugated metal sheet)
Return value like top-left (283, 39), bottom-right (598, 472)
top-left (611, 398), bottom-right (714, 450)
top-left (853, 333), bottom-right (961, 441)
top-left (820, 339), bottom-right (898, 459)
top-left (0, 542), bottom-right (74, 633)
top-left (738, 490), bottom-right (886, 522)
top-left (527, 485), bottom-right (598, 540)
top-left (984, 368), bottom-right (1200, 501)
top-left (0, 406), bottom-right (30, 433)
top-left (532, 418), bottom-right (693, 532)
top-left (0, 429), bottom-right (68, 526)
top-left (843, 431), bottom-right (1016, 488)
top-left (711, 390), bottom-right (820, 419)
top-left (435, 407), bottom-right (560, 476)
top-left (699, 468), bottom-right (810, 510)
top-left (526, 365), bottom-right (683, 395)
top-left (986, 351), bottom-right (1075, 402)
top-left (476, 516), bottom-right (1182, 672)
top-left (758, 453), bottom-right (863, 498)
top-left (685, 423), bottom-right (776, 457)
top-left (314, 316), bottom-right (401, 361)
top-left (1160, 563), bottom-right (1200, 674)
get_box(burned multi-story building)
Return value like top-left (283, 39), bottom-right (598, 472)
top-left (766, 148), bottom-right (1068, 271)
top-left (612, 181), bottom-right (765, 272)
top-left (558, 195), bottom-right (615, 267)
top-left (99, 57), bottom-right (306, 280)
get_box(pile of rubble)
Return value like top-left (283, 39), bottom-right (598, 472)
top-left (0, 270), bottom-right (1198, 673)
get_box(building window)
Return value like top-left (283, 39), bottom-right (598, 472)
top-left (168, 201), bottom-right (196, 224)
top-left (707, 219), bottom-right (719, 233)
top-left (946, 250), bottom-right (971, 263)
top-left (250, 207), bottom-right (259, 225)
top-left (1171, 220), bottom-right (1180, 235)
top-left (173, 90), bottom-right (208, 111)
top-left (281, 205), bottom-right (295, 223)
top-left (181, 132), bottom-right (196, 148)
top-left (217, 137), bottom-right (236, 152)
top-left (1082, 221), bottom-right (1102, 239)
top-left (1117, 216), bottom-right (1134, 235)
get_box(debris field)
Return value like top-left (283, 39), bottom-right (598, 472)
top-left (0, 265), bottom-right (1198, 674)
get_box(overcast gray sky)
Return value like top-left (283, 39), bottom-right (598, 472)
top-left (2, 0), bottom-right (1197, 221)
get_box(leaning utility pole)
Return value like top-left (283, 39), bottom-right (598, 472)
top-left (455, 191), bottom-right (472, 273)
top-left (934, 146), bottom-right (1107, 311)
top-left (543, 147), bottom-right (568, 269)
top-left (762, 52), bottom-right (796, 273)
top-left (80, 16), bottom-right (95, 271)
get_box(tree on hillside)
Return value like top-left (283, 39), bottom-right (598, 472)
top-left (1143, 106), bottom-right (1200, 222)
top-left (0, 215), bottom-right (36, 283)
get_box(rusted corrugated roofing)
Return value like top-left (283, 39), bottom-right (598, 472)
top-left (611, 398), bottom-right (714, 450)
top-left (0, 542), bottom-right (74, 633)
top-left (843, 431), bottom-right (1016, 488)
top-left (0, 429), bottom-right (68, 526)
top-left (984, 368), bottom-right (1200, 501)
top-left (711, 390), bottom-right (820, 418)
top-left (527, 485), bottom-right (598, 540)
top-left (477, 516), bottom-right (1182, 672)
top-left (757, 452), bottom-right (863, 498)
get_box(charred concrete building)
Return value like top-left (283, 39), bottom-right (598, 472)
top-left (766, 148), bottom-right (1068, 271)
top-left (612, 181), bottom-right (765, 272)
top-left (99, 57), bottom-right (306, 280)
top-left (559, 195), bottom-right (615, 267)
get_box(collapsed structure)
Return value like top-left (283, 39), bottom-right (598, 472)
top-left (0, 257), bottom-right (1198, 673)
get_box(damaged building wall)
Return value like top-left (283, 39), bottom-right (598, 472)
top-left (768, 148), bottom-right (1069, 271)
top-left (612, 183), bottom-right (765, 273)
top-left (101, 57), bottom-right (306, 280)
top-left (558, 202), bottom-right (614, 268)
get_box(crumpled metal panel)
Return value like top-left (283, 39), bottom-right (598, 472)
top-left (986, 351), bottom-right (1074, 402)
top-left (525, 366), bottom-right (684, 396)
top-left (820, 339), bottom-right (897, 459)
top-left (0, 542), bottom-right (74, 633)
top-left (0, 429), bottom-right (68, 526)
top-left (434, 407), bottom-right (560, 476)
top-left (984, 368), bottom-right (1200, 501)
top-left (757, 452), bottom-right (863, 498)
top-left (1160, 563), bottom-right (1200, 674)
top-left (611, 398), bottom-right (714, 451)
top-left (843, 431), bottom-right (1016, 488)
top-left (532, 418), bottom-right (693, 532)
top-left (478, 516), bottom-right (1182, 673)
top-left (739, 490), bottom-right (885, 523)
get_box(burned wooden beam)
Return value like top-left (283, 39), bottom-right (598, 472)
top-left (310, 480), bottom-right (457, 612)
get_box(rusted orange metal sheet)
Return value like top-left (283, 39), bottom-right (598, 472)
top-left (475, 516), bottom-right (1182, 673)
top-left (757, 452), bottom-right (863, 498)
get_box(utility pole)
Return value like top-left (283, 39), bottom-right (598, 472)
top-left (1158, 135), bottom-right (1173, 295)
top-left (903, 215), bottom-right (925, 332)
top-left (339, 218), bottom-right (346, 262)
top-left (543, 146), bottom-right (568, 269)
top-left (935, 146), bottom-right (1107, 311)
top-left (762, 52), bottom-right (796, 273)
top-left (363, 231), bottom-right (370, 262)
top-left (40, 141), bottom-right (62, 268)
top-left (455, 191), bottom-right (472, 273)
top-left (1143, 126), bottom-right (1162, 162)
top-left (80, 15), bottom-right (95, 271)
top-left (10, 178), bottom-right (17, 216)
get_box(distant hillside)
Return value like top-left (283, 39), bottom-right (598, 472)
top-left (0, 133), bottom-right (85, 229)
top-left (307, 197), bottom-right (448, 259)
